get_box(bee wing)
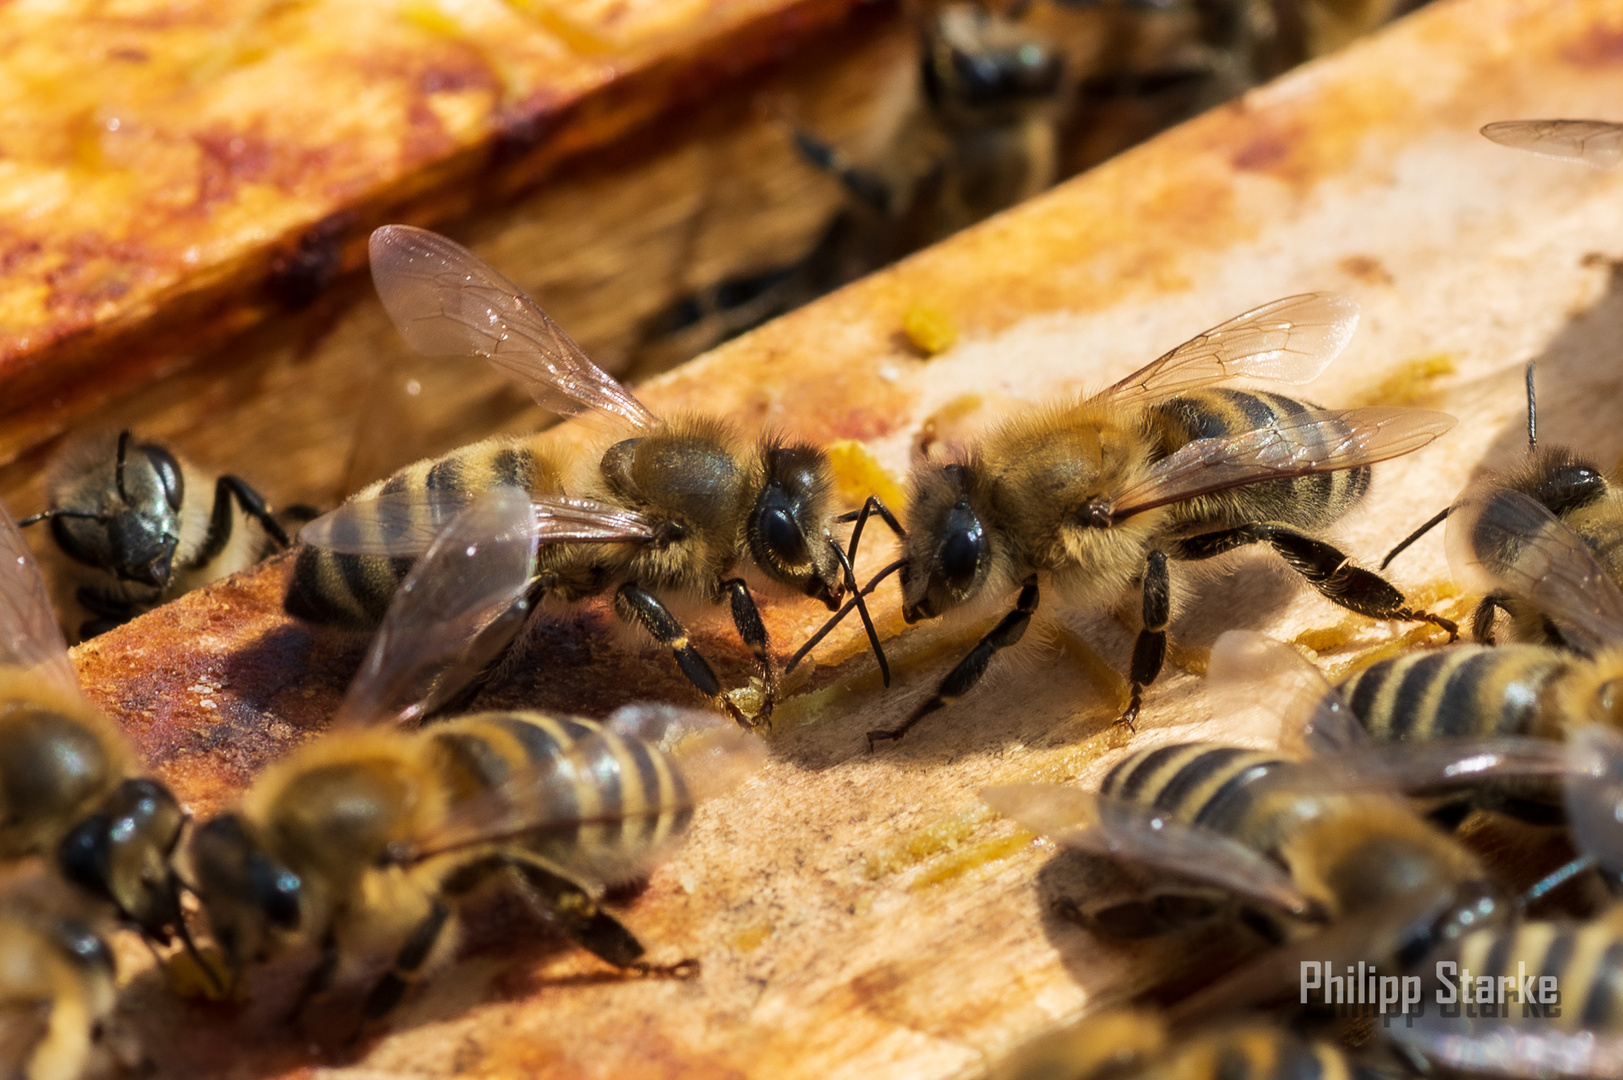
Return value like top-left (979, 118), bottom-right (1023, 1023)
top-left (368, 225), bottom-right (657, 428)
top-left (1445, 487), bottom-right (1623, 654)
top-left (1394, 1008), bottom-right (1623, 1078)
top-left (407, 709), bottom-right (765, 886)
top-left (300, 490), bottom-right (662, 557)
top-left (980, 784), bottom-right (1317, 918)
top-left (1205, 630), bottom-right (1366, 756)
top-left (1564, 725), bottom-right (1623, 877)
top-left (1109, 407), bottom-right (1456, 521)
top-left (333, 488), bottom-right (539, 729)
top-left (1265, 738), bottom-right (1575, 798)
top-left (1481, 119), bottom-right (1623, 169)
top-left (0, 505), bottom-right (77, 694)
top-left (1099, 294), bottom-right (1360, 405)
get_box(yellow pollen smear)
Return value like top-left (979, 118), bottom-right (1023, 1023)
top-left (826, 440), bottom-right (906, 515)
top-left (902, 306), bottom-right (959, 356)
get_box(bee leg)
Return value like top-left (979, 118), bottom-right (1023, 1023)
top-left (615, 583), bottom-right (753, 730)
top-left (192, 477), bottom-right (291, 571)
top-left (866, 575), bottom-right (1040, 749)
top-left (286, 930), bottom-right (340, 1026)
top-left (509, 861), bottom-right (699, 978)
top-left (1121, 550), bottom-right (1171, 730)
top-left (788, 125), bottom-right (894, 215)
top-left (719, 578), bottom-right (775, 725)
top-left (1178, 525), bottom-right (1459, 640)
top-left (353, 901), bottom-right (452, 1036)
top-left (1471, 593), bottom-right (1512, 644)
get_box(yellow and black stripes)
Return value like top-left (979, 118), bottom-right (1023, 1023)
top-left (1141, 1024), bottom-right (1369, 1080)
top-left (1339, 645), bottom-right (1570, 742)
top-left (1100, 742), bottom-right (1291, 841)
top-left (1449, 917), bottom-right (1623, 1030)
top-left (1154, 389), bottom-right (1372, 533)
top-left (286, 439), bottom-right (555, 630)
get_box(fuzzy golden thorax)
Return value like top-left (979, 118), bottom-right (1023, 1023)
top-left (1552, 646), bottom-right (1623, 732)
top-left (901, 401), bottom-right (1164, 621)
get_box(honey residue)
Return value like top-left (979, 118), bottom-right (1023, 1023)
top-left (1352, 353), bottom-right (1456, 407)
top-left (865, 805), bottom-right (995, 880)
top-left (909, 828), bottom-right (1036, 891)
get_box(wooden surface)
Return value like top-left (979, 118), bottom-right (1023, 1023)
top-left (63, 0), bottom-right (1623, 1076)
top-left (0, 0), bottom-right (875, 455)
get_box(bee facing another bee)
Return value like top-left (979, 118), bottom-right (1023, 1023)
top-left (197, 490), bottom-right (765, 1025)
top-left (0, 499), bottom-right (208, 980)
top-left (20, 431), bottom-right (301, 639)
top-left (801, 292), bottom-right (1457, 745)
top-left (288, 225), bottom-right (891, 728)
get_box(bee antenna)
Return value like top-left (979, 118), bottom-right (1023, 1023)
top-left (786, 558), bottom-right (905, 676)
top-left (1378, 506), bottom-right (1451, 570)
top-left (114, 430), bottom-right (133, 503)
top-left (1525, 359), bottom-right (1538, 450)
top-left (829, 540), bottom-right (890, 687)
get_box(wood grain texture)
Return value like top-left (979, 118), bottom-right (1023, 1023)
top-left (0, 0), bottom-right (870, 447)
top-left (62, 0), bottom-right (1623, 1075)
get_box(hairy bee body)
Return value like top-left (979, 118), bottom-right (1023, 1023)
top-left (0, 901), bottom-right (115, 1080)
top-left (0, 668), bottom-right (191, 953)
top-left (193, 709), bottom-right (700, 1016)
top-left (1093, 741), bottom-right (1492, 937)
top-left (989, 1007), bottom-right (1385, 1080)
top-left (29, 431), bottom-right (293, 639)
top-left (287, 436), bottom-right (571, 629)
top-left (1440, 914), bottom-right (1623, 1031)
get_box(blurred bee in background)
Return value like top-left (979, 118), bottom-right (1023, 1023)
top-left (0, 868), bottom-right (118, 1080)
top-left (196, 490), bottom-right (765, 1028)
top-left (800, 293), bottom-right (1456, 745)
top-left (289, 225), bottom-right (891, 728)
top-left (1381, 362), bottom-right (1623, 646)
top-left (19, 430), bottom-right (309, 639)
top-left (985, 1006), bottom-right (1403, 1080)
top-left (634, 1), bottom-right (1070, 371)
top-left (0, 499), bottom-right (210, 985)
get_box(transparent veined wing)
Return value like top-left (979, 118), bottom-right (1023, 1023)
top-left (1099, 294), bottom-right (1360, 405)
top-left (369, 225), bottom-right (657, 429)
top-left (1482, 120), bottom-right (1623, 169)
top-left (1446, 486), bottom-right (1623, 655)
top-left (1109, 407), bottom-right (1455, 521)
top-left (0, 503), bottom-right (77, 694)
top-left (1205, 630), bottom-right (1365, 757)
top-left (334, 488), bottom-right (539, 728)
top-left (980, 784), bottom-right (1317, 918)
top-left (401, 707), bottom-right (764, 888)
top-left (1564, 725), bottom-right (1623, 879)
top-left (300, 489), bottom-right (663, 557)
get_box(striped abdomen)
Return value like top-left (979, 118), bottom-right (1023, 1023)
top-left (1100, 742), bottom-right (1292, 844)
top-left (1339, 645), bottom-right (1569, 742)
top-left (1153, 389), bottom-right (1372, 534)
top-left (286, 438), bottom-right (562, 630)
top-left (1448, 917), bottom-right (1623, 1031)
top-left (426, 711), bottom-right (694, 888)
top-left (1129, 1025), bottom-right (1375, 1080)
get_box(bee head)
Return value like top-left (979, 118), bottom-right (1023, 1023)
top-left (901, 463), bottom-right (990, 623)
top-left (189, 813), bottom-right (303, 976)
top-left (1519, 446), bottom-right (1610, 518)
top-left (42, 431), bottom-right (185, 589)
top-left (58, 778), bottom-right (190, 945)
top-left (749, 444), bottom-right (845, 610)
top-left (921, 4), bottom-right (1064, 122)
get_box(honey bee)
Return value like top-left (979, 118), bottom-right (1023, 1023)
top-left (19, 431), bottom-right (301, 639)
top-left (1481, 119), bottom-right (1623, 169)
top-left (815, 292), bottom-right (1457, 745)
top-left (986, 1007), bottom-right (1392, 1080)
top-left (1333, 474), bottom-right (1623, 825)
top-left (195, 489), bottom-right (766, 1025)
top-left (0, 868), bottom-right (117, 1080)
top-left (1381, 362), bottom-right (1623, 646)
top-left (285, 225), bottom-right (889, 728)
top-left (0, 499), bottom-right (208, 979)
top-left (635, 1), bottom-right (1068, 371)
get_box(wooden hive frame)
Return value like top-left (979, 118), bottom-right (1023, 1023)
top-left (38, 0), bottom-right (1623, 1075)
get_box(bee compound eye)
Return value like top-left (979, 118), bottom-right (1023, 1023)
top-left (140, 444), bottom-right (185, 511)
top-left (760, 505), bottom-right (809, 566)
top-left (939, 507), bottom-right (985, 592)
